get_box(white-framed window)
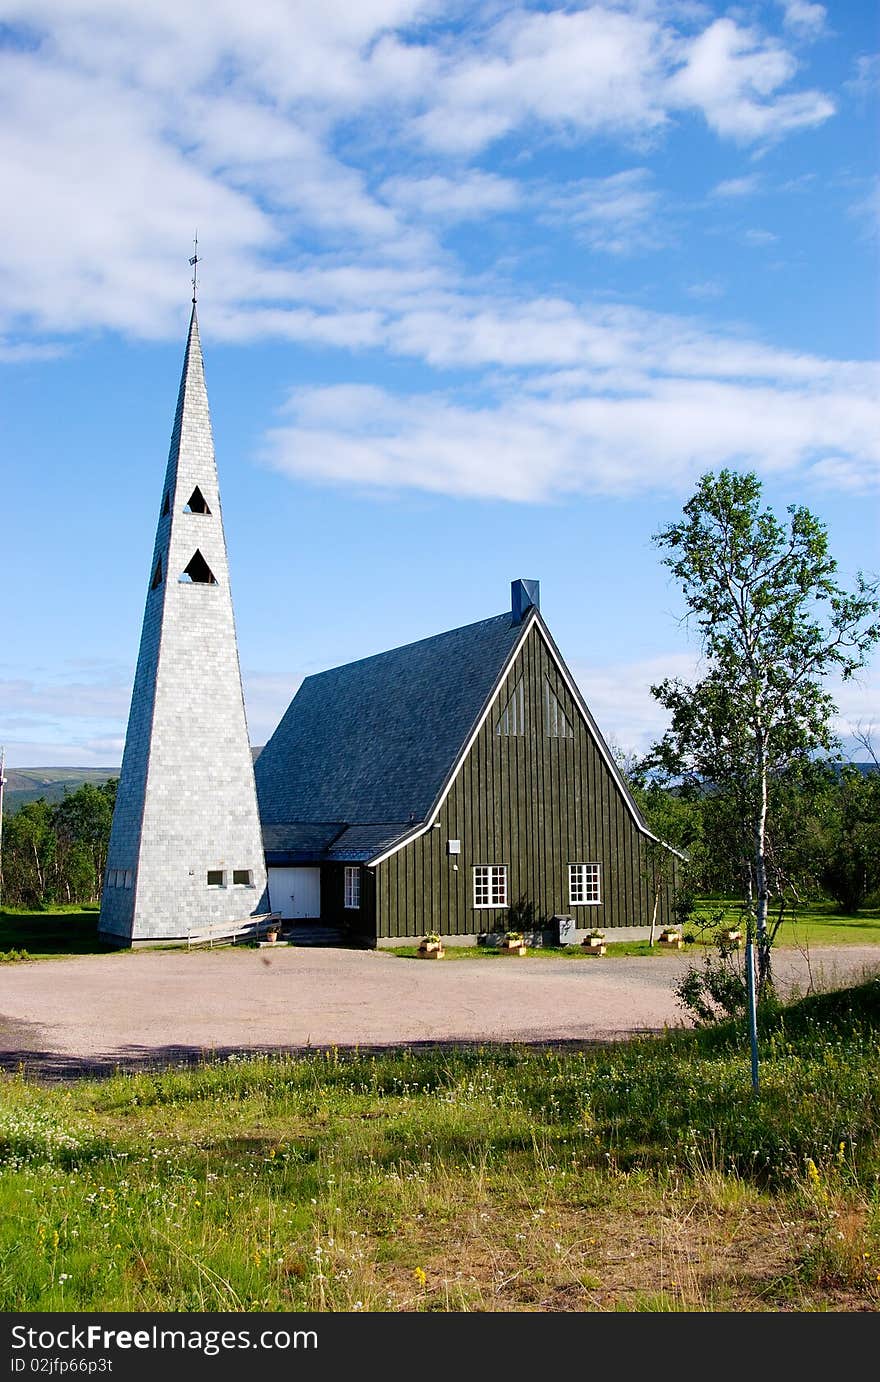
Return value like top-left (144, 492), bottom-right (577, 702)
top-left (344, 866), bottom-right (361, 909)
top-left (206, 869), bottom-right (225, 888)
top-left (233, 869), bottom-right (253, 886)
top-left (473, 865), bottom-right (508, 908)
top-left (569, 863), bottom-right (601, 906)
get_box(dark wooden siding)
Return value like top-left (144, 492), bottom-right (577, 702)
top-left (320, 862), bottom-right (376, 935)
top-left (374, 623), bottom-right (678, 938)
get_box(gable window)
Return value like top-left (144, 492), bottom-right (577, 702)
top-left (206, 869), bottom-right (225, 887)
top-left (495, 677), bottom-right (525, 736)
top-left (344, 866), bottom-right (361, 909)
top-left (569, 863), bottom-right (601, 906)
top-left (233, 869), bottom-right (253, 886)
top-left (545, 679), bottom-right (574, 738)
top-left (473, 865), bottom-right (508, 908)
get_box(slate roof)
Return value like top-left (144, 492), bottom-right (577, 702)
top-left (254, 611), bottom-right (525, 860)
top-left (261, 822), bottom-right (347, 858)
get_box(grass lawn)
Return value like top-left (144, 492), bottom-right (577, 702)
top-left (388, 900), bottom-right (880, 959)
top-left (2, 898), bottom-right (879, 963)
top-left (684, 898), bottom-right (880, 950)
top-left (0, 906), bottom-right (120, 960)
top-left (0, 978), bottom-right (878, 1312)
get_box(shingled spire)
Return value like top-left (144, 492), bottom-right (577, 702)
top-left (100, 305), bottom-right (269, 943)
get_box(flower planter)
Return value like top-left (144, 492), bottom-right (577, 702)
top-left (500, 940), bottom-right (527, 955)
top-left (582, 937), bottom-right (606, 955)
top-left (417, 941), bottom-right (445, 959)
top-left (658, 931), bottom-right (683, 950)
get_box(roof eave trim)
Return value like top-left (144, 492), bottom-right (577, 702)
top-left (367, 610), bottom-right (538, 866)
top-left (532, 612), bottom-right (687, 861)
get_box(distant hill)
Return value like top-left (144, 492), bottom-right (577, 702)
top-left (2, 767), bottom-right (119, 815)
top-left (4, 754), bottom-right (268, 813)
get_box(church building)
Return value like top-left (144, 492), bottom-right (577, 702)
top-left (254, 578), bottom-right (681, 946)
top-left (100, 306), bottom-right (679, 947)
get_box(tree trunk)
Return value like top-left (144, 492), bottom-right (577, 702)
top-left (753, 732), bottom-right (772, 991)
top-left (649, 877), bottom-right (660, 946)
top-left (31, 840), bottom-right (44, 899)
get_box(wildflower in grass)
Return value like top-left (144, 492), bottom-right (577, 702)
top-left (413, 1267), bottom-right (427, 1287)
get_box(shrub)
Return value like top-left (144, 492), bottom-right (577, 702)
top-left (674, 951), bottom-right (748, 1025)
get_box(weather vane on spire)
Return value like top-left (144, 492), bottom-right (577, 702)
top-left (189, 232), bottom-right (200, 304)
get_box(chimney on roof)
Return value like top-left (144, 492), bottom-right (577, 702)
top-left (511, 578), bottom-right (540, 624)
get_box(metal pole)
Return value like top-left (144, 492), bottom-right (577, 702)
top-left (745, 938), bottom-right (759, 1093)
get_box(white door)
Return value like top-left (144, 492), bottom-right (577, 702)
top-left (268, 867), bottom-right (321, 919)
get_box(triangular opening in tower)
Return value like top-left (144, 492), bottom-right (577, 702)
top-left (179, 550), bottom-right (217, 584)
top-left (150, 556), bottom-right (163, 590)
top-left (183, 486), bottom-right (211, 515)
top-left (161, 492), bottom-right (170, 517)
top-left (544, 678), bottom-right (574, 738)
top-left (495, 676), bottom-right (525, 736)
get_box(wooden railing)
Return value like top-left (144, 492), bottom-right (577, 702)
top-left (185, 912), bottom-right (281, 950)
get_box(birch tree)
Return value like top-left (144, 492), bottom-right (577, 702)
top-left (648, 470), bottom-right (880, 989)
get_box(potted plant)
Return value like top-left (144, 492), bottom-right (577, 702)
top-left (658, 926), bottom-right (683, 949)
top-left (500, 930), bottom-right (527, 954)
top-left (582, 927), bottom-right (606, 954)
top-left (418, 932), bottom-right (445, 959)
top-left (265, 924), bottom-right (279, 944)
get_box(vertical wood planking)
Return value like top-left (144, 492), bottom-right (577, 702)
top-left (374, 623), bottom-right (679, 937)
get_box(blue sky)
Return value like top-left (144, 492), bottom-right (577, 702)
top-left (1, 0), bottom-right (878, 769)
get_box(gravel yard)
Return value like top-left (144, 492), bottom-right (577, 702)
top-left (1, 943), bottom-right (878, 1079)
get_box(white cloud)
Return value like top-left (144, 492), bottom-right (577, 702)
top-left (668, 17), bottom-right (834, 141)
top-left (711, 174), bottom-right (762, 198)
top-left (0, 676), bottom-right (130, 720)
top-left (541, 169), bottom-right (662, 254)
top-left (380, 171), bottom-right (520, 220)
top-left (0, 52), bottom-right (274, 339)
top-left (571, 652), bottom-right (699, 758)
top-left (262, 333), bottom-right (880, 503)
top-left (0, 1), bottom-right (838, 348)
top-left (0, 665), bottom-right (132, 767)
top-left (743, 227), bottom-right (779, 246)
top-left (2, 740), bottom-right (123, 769)
top-left (570, 652), bottom-right (880, 761)
top-left (779, 2), bottom-right (827, 39)
top-left (845, 52), bottom-right (880, 105)
top-left (411, 5), bottom-right (673, 152)
top-left (685, 279), bottom-right (726, 300)
top-left (848, 176), bottom-right (880, 242)
top-left (828, 669), bottom-right (880, 758)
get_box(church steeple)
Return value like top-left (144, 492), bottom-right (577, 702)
top-left (100, 295), bottom-right (269, 944)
